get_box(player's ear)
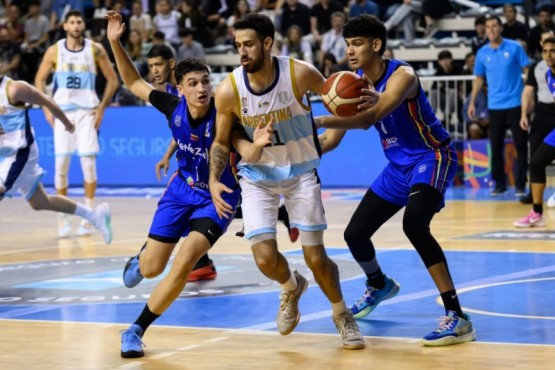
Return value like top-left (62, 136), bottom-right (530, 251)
top-left (176, 84), bottom-right (184, 95)
top-left (169, 58), bottom-right (176, 70)
top-left (263, 36), bottom-right (273, 51)
top-left (372, 38), bottom-right (382, 54)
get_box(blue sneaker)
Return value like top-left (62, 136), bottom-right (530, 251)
top-left (421, 310), bottom-right (476, 346)
top-left (120, 324), bottom-right (145, 358)
top-left (350, 275), bottom-right (400, 319)
top-left (123, 246), bottom-right (145, 288)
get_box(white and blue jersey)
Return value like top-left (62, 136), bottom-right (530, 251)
top-left (230, 56), bottom-right (321, 182)
top-left (357, 59), bottom-right (457, 208)
top-left (52, 38), bottom-right (100, 111)
top-left (148, 90), bottom-right (240, 240)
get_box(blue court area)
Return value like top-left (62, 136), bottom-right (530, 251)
top-left (1, 248), bottom-right (554, 345)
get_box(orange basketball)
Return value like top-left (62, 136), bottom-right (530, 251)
top-left (322, 71), bottom-right (367, 117)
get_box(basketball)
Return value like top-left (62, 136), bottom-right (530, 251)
top-left (322, 71), bottom-right (367, 117)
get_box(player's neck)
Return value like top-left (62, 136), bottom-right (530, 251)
top-left (362, 56), bottom-right (386, 84)
top-left (66, 36), bottom-right (84, 50)
top-left (188, 104), bottom-right (209, 120)
top-left (246, 57), bottom-right (276, 92)
top-left (489, 37), bottom-right (502, 48)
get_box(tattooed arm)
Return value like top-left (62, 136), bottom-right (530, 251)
top-left (209, 76), bottom-right (237, 219)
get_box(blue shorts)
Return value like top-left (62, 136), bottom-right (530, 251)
top-left (544, 129), bottom-right (555, 147)
top-left (371, 145), bottom-right (457, 209)
top-left (149, 173), bottom-right (240, 241)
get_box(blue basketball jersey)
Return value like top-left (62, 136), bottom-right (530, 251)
top-left (357, 59), bottom-right (451, 168)
top-left (169, 97), bottom-right (238, 193)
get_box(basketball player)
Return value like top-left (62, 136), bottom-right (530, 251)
top-left (0, 74), bottom-right (112, 244)
top-left (209, 14), bottom-right (365, 350)
top-left (35, 10), bottom-right (119, 238)
top-left (106, 11), bottom-right (249, 357)
top-left (316, 15), bottom-right (476, 346)
top-left (515, 37), bottom-right (555, 228)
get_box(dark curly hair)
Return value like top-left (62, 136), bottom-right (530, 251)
top-left (233, 13), bottom-right (275, 44)
top-left (342, 15), bottom-right (387, 56)
top-left (175, 58), bottom-right (210, 84)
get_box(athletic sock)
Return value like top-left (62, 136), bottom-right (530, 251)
top-left (440, 289), bottom-right (464, 317)
top-left (366, 268), bottom-right (386, 289)
top-left (134, 304), bottom-right (160, 333)
top-left (533, 203), bottom-right (543, 214)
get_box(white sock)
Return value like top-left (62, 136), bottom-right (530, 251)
top-left (331, 299), bottom-right (349, 317)
top-left (84, 197), bottom-right (94, 209)
top-left (281, 270), bottom-right (297, 291)
top-left (74, 203), bottom-right (94, 221)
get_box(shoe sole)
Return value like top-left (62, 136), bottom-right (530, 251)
top-left (187, 272), bottom-right (217, 282)
top-left (514, 221), bottom-right (546, 228)
top-left (343, 340), bottom-right (366, 350)
top-left (421, 329), bottom-right (476, 347)
top-left (121, 350), bottom-right (144, 358)
top-left (352, 283), bottom-right (400, 319)
top-left (278, 276), bottom-right (308, 336)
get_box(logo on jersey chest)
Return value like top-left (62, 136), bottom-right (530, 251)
top-left (174, 115), bottom-right (182, 127)
top-left (277, 91), bottom-right (288, 104)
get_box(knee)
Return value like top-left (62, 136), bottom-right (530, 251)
top-left (344, 223), bottom-right (369, 246)
top-left (140, 259), bottom-right (166, 278)
top-left (402, 213), bottom-right (429, 241)
top-left (252, 245), bottom-right (279, 272)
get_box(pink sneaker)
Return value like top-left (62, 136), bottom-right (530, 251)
top-left (514, 210), bottom-right (546, 228)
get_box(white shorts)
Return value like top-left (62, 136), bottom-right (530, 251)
top-left (239, 171), bottom-right (327, 239)
top-left (0, 142), bottom-right (44, 200)
top-left (54, 109), bottom-right (99, 156)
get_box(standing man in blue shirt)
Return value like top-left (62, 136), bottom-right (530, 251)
top-left (468, 14), bottom-right (530, 197)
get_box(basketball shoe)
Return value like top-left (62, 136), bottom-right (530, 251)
top-left (187, 259), bottom-right (217, 282)
top-left (90, 203), bottom-right (113, 244)
top-left (332, 311), bottom-right (366, 350)
top-left (547, 192), bottom-right (555, 208)
top-left (76, 219), bottom-right (92, 237)
top-left (350, 275), bottom-right (400, 319)
top-left (57, 214), bottom-right (72, 238)
top-left (277, 270), bottom-right (308, 335)
top-left (120, 324), bottom-right (145, 358)
top-left (421, 310), bottom-right (476, 346)
top-left (514, 210), bottom-right (545, 228)
top-left (123, 244), bottom-right (146, 288)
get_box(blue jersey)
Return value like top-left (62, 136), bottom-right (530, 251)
top-left (149, 90), bottom-right (238, 193)
top-left (357, 59), bottom-right (451, 168)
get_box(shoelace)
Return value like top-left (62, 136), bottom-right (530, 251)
top-left (336, 313), bottom-right (358, 339)
top-left (434, 316), bottom-right (456, 333)
top-left (120, 329), bottom-right (146, 348)
top-left (355, 287), bottom-right (377, 307)
top-left (279, 289), bottom-right (295, 312)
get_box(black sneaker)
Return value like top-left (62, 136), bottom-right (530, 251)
top-left (490, 187), bottom-right (507, 197)
top-left (519, 193), bottom-right (532, 204)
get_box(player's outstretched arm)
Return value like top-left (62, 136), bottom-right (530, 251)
top-left (105, 10), bottom-right (152, 103)
top-left (318, 129), bottom-right (346, 154)
top-left (9, 80), bottom-right (74, 133)
top-left (209, 76), bottom-right (236, 219)
top-left (316, 66), bottom-right (418, 130)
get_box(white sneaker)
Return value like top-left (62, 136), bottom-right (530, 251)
top-left (57, 214), bottom-right (72, 238)
top-left (76, 220), bottom-right (92, 236)
top-left (91, 203), bottom-right (113, 244)
top-left (547, 192), bottom-right (555, 208)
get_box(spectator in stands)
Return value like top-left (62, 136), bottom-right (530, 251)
top-left (519, 29), bottom-right (555, 204)
top-left (226, 0), bottom-right (251, 44)
top-left (502, 3), bottom-right (529, 45)
top-left (130, 0), bottom-right (153, 42)
top-left (430, 50), bottom-right (464, 129)
top-left (177, 27), bottom-right (205, 61)
top-left (373, 0), bottom-right (401, 21)
top-left (528, 5), bottom-right (554, 58)
top-left (463, 84), bottom-right (488, 140)
top-left (0, 27), bottom-right (21, 79)
top-left (384, 0), bottom-right (422, 42)
top-left (4, 3), bottom-right (24, 43)
top-left (461, 51), bottom-right (475, 94)
top-left (20, 0), bottom-right (49, 84)
top-left (468, 15), bottom-right (530, 197)
top-left (282, 24), bottom-right (314, 64)
top-left (349, 0), bottom-right (379, 19)
top-left (153, 0), bottom-right (181, 48)
top-left (310, 0), bottom-right (345, 45)
top-left (278, 0), bottom-right (311, 38)
top-left (202, 0), bottom-right (227, 46)
top-left (421, 0), bottom-right (457, 37)
top-left (471, 15), bottom-right (488, 54)
top-left (127, 29), bottom-right (149, 76)
top-left (320, 52), bottom-right (342, 78)
top-left (319, 11), bottom-right (348, 69)
top-left (178, 0), bottom-right (214, 47)
top-left (152, 30), bottom-right (177, 56)
top-left (383, 47), bottom-right (394, 59)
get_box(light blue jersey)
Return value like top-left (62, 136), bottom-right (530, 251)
top-left (0, 76), bottom-right (32, 158)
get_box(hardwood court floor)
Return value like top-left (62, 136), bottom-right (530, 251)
top-left (1, 188), bottom-right (554, 369)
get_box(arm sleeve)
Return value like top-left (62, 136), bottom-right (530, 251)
top-left (526, 61), bottom-right (538, 87)
top-left (148, 90), bottom-right (181, 121)
top-left (473, 52), bottom-right (485, 77)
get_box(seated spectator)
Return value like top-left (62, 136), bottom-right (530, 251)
top-left (226, 0), bottom-right (251, 44)
top-left (471, 15), bottom-right (488, 54)
top-left (461, 51), bottom-right (475, 94)
top-left (278, 0), bottom-right (311, 39)
top-left (320, 52), bottom-right (338, 78)
top-left (463, 85), bottom-right (488, 140)
top-left (130, 0), bottom-right (153, 42)
top-left (177, 27), bottom-right (205, 61)
top-left (127, 29), bottom-right (149, 76)
top-left (429, 50), bottom-right (464, 127)
top-left (152, 30), bottom-right (176, 57)
top-left (310, 0), bottom-right (345, 46)
top-left (384, 0), bottom-right (422, 41)
top-left (20, 1), bottom-right (49, 83)
top-left (153, 0), bottom-right (181, 48)
top-left (349, 0), bottom-right (379, 19)
top-left (281, 25), bottom-right (313, 64)
top-left (4, 3), bottom-right (24, 43)
top-left (0, 26), bottom-right (21, 79)
top-left (421, 0), bottom-right (457, 37)
top-left (178, 0), bottom-right (214, 48)
top-left (502, 3), bottom-right (528, 44)
top-left (528, 5), bottom-right (555, 59)
top-left (319, 11), bottom-right (347, 69)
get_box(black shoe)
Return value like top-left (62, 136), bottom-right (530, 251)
top-left (515, 187), bottom-right (527, 198)
top-left (490, 187), bottom-right (507, 197)
top-left (519, 192), bottom-right (532, 204)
